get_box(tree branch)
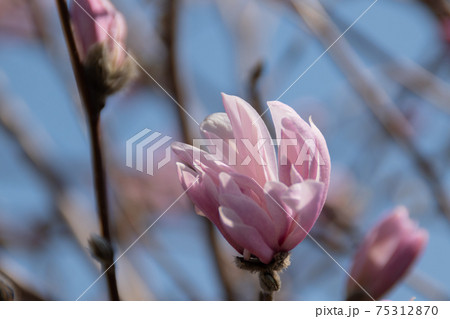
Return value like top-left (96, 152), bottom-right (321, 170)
top-left (55, 0), bottom-right (119, 300)
top-left (290, 0), bottom-right (450, 221)
top-left (162, 0), bottom-right (236, 300)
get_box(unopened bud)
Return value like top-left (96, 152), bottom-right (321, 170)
top-left (84, 42), bottom-right (135, 99)
top-left (88, 234), bottom-right (113, 264)
top-left (346, 207), bottom-right (428, 301)
top-left (70, 0), bottom-right (133, 99)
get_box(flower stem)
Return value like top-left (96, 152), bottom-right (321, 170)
top-left (55, 0), bottom-right (119, 301)
top-left (259, 291), bottom-right (273, 301)
top-left (235, 252), bottom-right (290, 301)
top-left (88, 112), bottom-right (120, 301)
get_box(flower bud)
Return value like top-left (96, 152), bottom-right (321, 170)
top-left (346, 207), bottom-right (428, 301)
top-left (70, 0), bottom-right (133, 96)
top-left (88, 234), bottom-right (113, 264)
top-left (70, 0), bottom-right (126, 63)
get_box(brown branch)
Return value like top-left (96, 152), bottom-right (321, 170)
top-left (165, 0), bottom-right (190, 144)
top-left (248, 61), bottom-right (278, 137)
top-left (162, 0), bottom-right (236, 300)
top-left (206, 220), bottom-right (236, 300)
top-left (55, 0), bottom-right (119, 300)
top-left (249, 61), bottom-right (265, 116)
top-left (329, 10), bottom-right (450, 114)
top-left (111, 190), bottom-right (200, 300)
top-left (0, 269), bottom-right (45, 301)
top-left (0, 85), bottom-right (105, 299)
top-left (290, 0), bottom-right (450, 221)
top-left (418, 0), bottom-right (450, 21)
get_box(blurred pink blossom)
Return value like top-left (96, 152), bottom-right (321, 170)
top-left (0, 1), bottom-right (35, 39)
top-left (172, 94), bottom-right (330, 264)
top-left (70, 0), bottom-right (127, 66)
top-left (442, 17), bottom-right (450, 43)
top-left (347, 206), bottom-right (428, 300)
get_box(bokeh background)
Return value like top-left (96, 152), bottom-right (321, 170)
top-left (0, 0), bottom-right (449, 300)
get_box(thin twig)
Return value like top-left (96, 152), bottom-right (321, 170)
top-left (0, 84), bottom-right (105, 299)
top-left (165, 0), bottom-right (190, 143)
top-left (163, 0), bottom-right (236, 300)
top-left (249, 61), bottom-right (265, 116)
top-left (111, 191), bottom-right (200, 300)
top-left (0, 269), bottom-right (45, 301)
top-left (329, 10), bottom-right (450, 115)
top-left (248, 61), bottom-right (277, 137)
top-left (55, 0), bottom-right (119, 300)
top-left (418, 0), bottom-right (450, 21)
top-left (0, 84), bottom-right (92, 250)
top-left (29, 0), bottom-right (81, 104)
top-left (290, 0), bottom-right (450, 221)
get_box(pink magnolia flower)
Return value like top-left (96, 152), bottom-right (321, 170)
top-left (347, 207), bottom-right (428, 300)
top-left (0, 0), bottom-right (36, 40)
top-left (70, 0), bottom-right (127, 66)
top-left (172, 94), bottom-right (330, 264)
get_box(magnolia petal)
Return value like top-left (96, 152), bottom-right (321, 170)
top-left (171, 141), bottom-right (233, 178)
top-left (222, 93), bottom-right (277, 185)
top-left (221, 171), bottom-right (266, 206)
top-left (282, 117), bottom-right (319, 181)
top-left (268, 101), bottom-right (319, 183)
top-left (290, 164), bottom-right (304, 184)
top-left (200, 112), bottom-right (236, 164)
top-left (280, 180), bottom-right (325, 251)
top-left (218, 172), bottom-right (242, 195)
top-left (200, 112), bottom-right (234, 141)
top-left (177, 163), bottom-right (244, 253)
top-left (267, 100), bottom-right (301, 140)
top-left (309, 117), bottom-right (331, 206)
top-left (194, 206), bottom-right (206, 217)
top-left (176, 162), bottom-right (198, 190)
top-left (264, 181), bottom-right (292, 245)
top-left (218, 192), bottom-right (278, 250)
top-left (219, 206), bottom-right (274, 264)
top-left (176, 163), bottom-right (218, 219)
top-left (277, 130), bottom-right (295, 185)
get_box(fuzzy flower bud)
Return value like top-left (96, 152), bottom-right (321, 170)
top-left (70, 0), bottom-right (133, 96)
top-left (347, 207), bottom-right (428, 301)
top-left (88, 234), bottom-right (113, 264)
